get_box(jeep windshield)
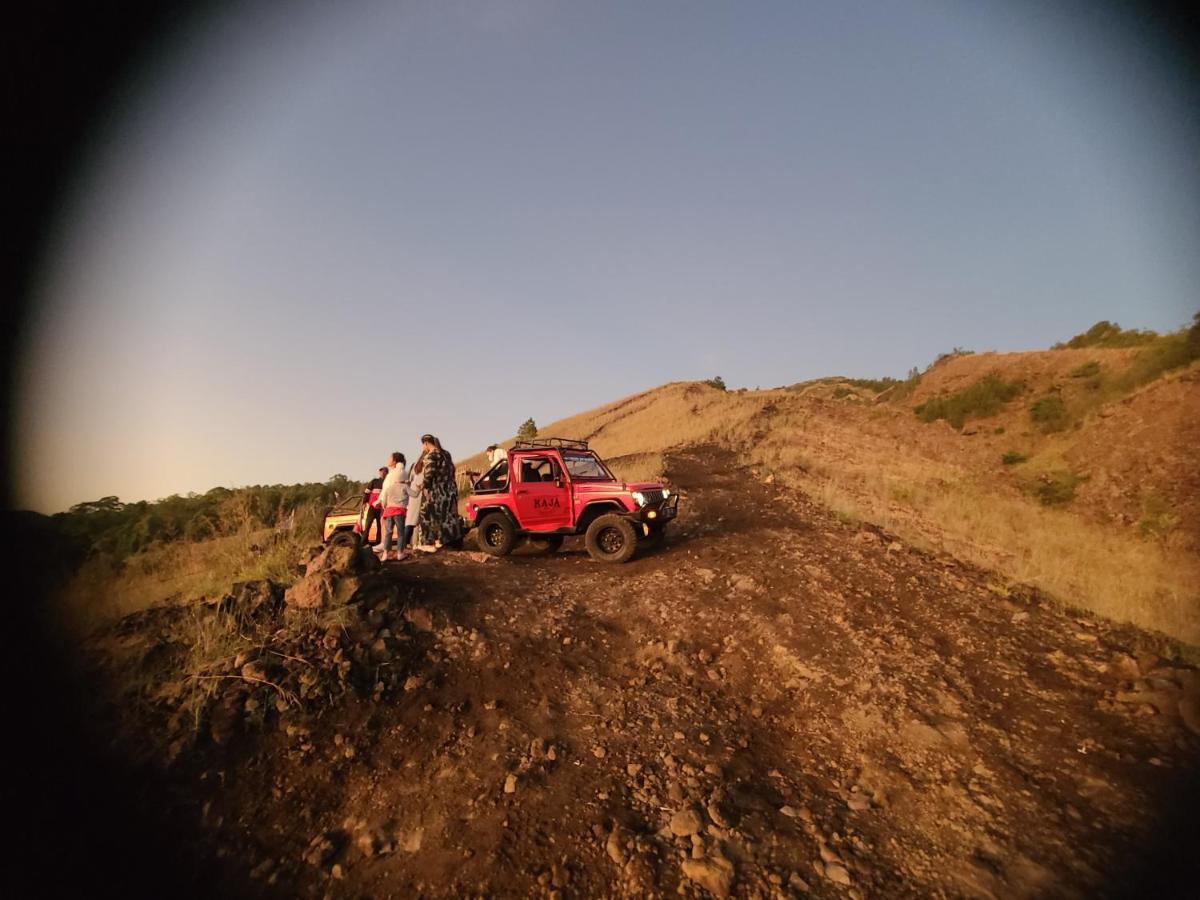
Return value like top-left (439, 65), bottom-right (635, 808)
top-left (562, 451), bottom-right (614, 481)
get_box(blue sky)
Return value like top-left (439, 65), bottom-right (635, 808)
top-left (15, 0), bottom-right (1199, 512)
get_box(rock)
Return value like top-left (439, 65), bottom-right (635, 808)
top-left (306, 542), bottom-right (360, 577)
top-left (369, 638), bottom-right (392, 663)
top-left (695, 568), bottom-right (718, 585)
top-left (404, 675), bottom-right (425, 692)
top-left (605, 828), bottom-right (627, 865)
top-left (681, 856), bottom-right (735, 898)
top-left (847, 794), bottom-right (871, 811)
top-left (887, 541), bottom-right (903, 552)
top-left (504, 774), bottom-right (517, 794)
top-left (331, 575), bottom-right (365, 606)
top-left (729, 575), bottom-right (758, 593)
top-left (670, 805), bottom-right (704, 837)
top-left (778, 805), bottom-right (800, 818)
top-left (852, 530), bottom-right (880, 545)
top-left (224, 580), bottom-right (283, 616)
top-left (823, 862), bottom-right (851, 885)
top-left (284, 574), bottom-right (334, 610)
top-left (1180, 695), bottom-right (1200, 736)
top-left (404, 607), bottom-right (434, 632)
top-left (706, 801), bottom-right (733, 828)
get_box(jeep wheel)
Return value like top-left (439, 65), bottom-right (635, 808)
top-left (477, 513), bottom-right (516, 556)
top-left (329, 530), bottom-right (361, 549)
top-left (584, 514), bottom-right (638, 563)
top-left (527, 534), bottom-right (564, 554)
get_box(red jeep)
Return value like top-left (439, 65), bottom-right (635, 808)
top-left (464, 438), bottom-right (679, 563)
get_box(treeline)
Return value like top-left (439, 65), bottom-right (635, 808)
top-left (54, 475), bottom-right (362, 561)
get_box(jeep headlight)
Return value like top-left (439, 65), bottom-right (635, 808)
top-left (632, 491), bottom-right (646, 507)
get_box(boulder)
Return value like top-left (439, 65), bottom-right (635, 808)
top-left (669, 805), bottom-right (705, 837)
top-left (285, 574), bottom-right (335, 610)
top-left (223, 580), bottom-right (283, 616)
top-left (306, 542), bottom-right (359, 577)
top-left (681, 856), bottom-right (735, 898)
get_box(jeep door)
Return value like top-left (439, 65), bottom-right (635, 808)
top-left (514, 455), bottom-right (571, 530)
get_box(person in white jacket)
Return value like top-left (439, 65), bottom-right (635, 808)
top-left (377, 452), bottom-right (407, 560)
top-left (404, 452), bottom-right (425, 549)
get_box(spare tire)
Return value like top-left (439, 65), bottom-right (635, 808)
top-left (584, 513), bottom-right (638, 563)
top-left (477, 512), bottom-right (516, 557)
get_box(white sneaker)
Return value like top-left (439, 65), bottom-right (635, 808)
top-left (415, 544), bottom-right (438, 553)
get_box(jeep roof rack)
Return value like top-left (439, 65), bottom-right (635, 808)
top-left (512, 437), bottom-right (589, 451)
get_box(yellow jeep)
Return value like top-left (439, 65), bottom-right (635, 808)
top-left (321, 493), bottom-right (380, 546)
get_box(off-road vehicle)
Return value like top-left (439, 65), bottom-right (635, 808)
top-left (464, 438), bottom-right (679, 563)
top-left (321, 493), bottom-right (381, 546)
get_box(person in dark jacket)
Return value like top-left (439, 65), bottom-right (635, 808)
top-left (414, 434), bottom-right (463, 551)
top-left (362, 466), bottom-right (386, 546)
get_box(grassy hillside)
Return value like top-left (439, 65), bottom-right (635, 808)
top-left (58, 316), bottom-right (1200, 644)
top-left (477, 329), bottom-right (1199, 644)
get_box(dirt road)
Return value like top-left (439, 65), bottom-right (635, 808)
top-left (93, 447), bottom-right (1199, 898)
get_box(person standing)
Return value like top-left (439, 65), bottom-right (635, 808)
top-left (404, 451), bottom-right (425, 550)
top-left (415, 434), bottom-right (463, 551)
top-left (377, 452), bottom-right (407, 560)
top-left (487, 444), bottom-right (506, 468)
top-left (362, 467), bottom-right (387, 546)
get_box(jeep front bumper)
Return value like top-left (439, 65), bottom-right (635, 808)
top-left (638, 492), bottom-right (679, 524)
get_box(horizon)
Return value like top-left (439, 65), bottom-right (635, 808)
top-left (20, 315), bottom-right (1195, 514)
top-left (13, 1), bottom-right (1199, 514)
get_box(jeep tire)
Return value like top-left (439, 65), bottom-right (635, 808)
top-left (477, 512), bottom-right (516, 557)
top-left (329, 530), bottom-right (361, 549)
top-left (584, 513), bottom-right (638, 563)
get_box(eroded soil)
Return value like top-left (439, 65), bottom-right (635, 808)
top-left (87, 448), bottom-right (1199, 898)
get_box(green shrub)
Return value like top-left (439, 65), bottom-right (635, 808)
top-left (914, 373), bottom-right (1025, 429)
top-left (1002, 451), bottom-right (1028, 465)
top-left (1053, 320), bottom-right (1158, 349)
top-left (930, 348), bottom-right (975, 368)
top-left (1034, 470), bottom-right (1087, 506)
top-left (1029, 394), bottom-right (1070, 432)
top-left (832, 386), bottom-right (852, 399)
top-left (1070, 361), bottom-right (1101, 378)
top-left (702, 376), bottom-right (727, 391)
top-left (1119, 326), bottom-right (1200, 389)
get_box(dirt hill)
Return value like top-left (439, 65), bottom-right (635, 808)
top-left (83, 444), bottom-right (1199, 898)
top-left (66, 337), bottom-right (1200, 897)
top-left (465, 351), bottom-right (1198, 645)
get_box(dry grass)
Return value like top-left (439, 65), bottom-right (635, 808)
top-left (526, 381), bottom-right (1200, 645)
top-left (56, 509), bottom-right (318, 636)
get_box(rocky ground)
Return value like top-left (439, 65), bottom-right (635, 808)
top-left (84, 447), bottom-right (1200, 898)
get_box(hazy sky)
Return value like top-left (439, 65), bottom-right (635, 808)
top-left (15, 0), bottom-right (1199, 512)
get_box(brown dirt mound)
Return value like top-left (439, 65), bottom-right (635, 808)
top-left (84, 447), bottom-right (1200, 897)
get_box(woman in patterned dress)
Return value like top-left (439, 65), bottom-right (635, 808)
top-left (414, 434), bottom-right (463, 551)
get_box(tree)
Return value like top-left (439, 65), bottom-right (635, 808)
top-left (702, 376), bottom-right (726, 391)
top-left (517, 418), bottom-right (538, 440)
